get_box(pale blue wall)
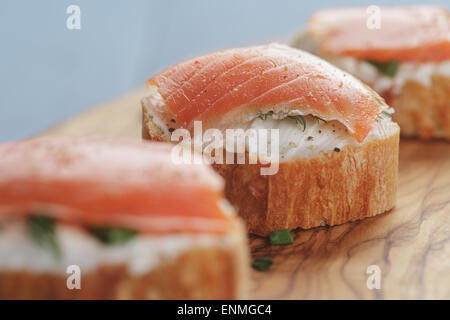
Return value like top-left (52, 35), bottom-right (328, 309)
top-left (0, 0), bottom-right (447, 142)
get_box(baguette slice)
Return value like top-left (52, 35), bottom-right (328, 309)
top-left (142, 44), bottom-right (400, 236)
top-left (0, 138), bottom-right (249, 299)
top-left (292, 6), bottom-right (450, 139)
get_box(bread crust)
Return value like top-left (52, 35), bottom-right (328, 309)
top-left (388, 75), bottom-right (450, 139)
top-left (0, 222), bottom-right (249, 299)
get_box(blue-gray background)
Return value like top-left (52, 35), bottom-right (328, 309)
top-left (1, 0), bottom-right (447, 142)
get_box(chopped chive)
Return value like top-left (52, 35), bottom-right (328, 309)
top-left (381, 110), bottom-right (393, 117)
top-left (252, 257), bottom-right (273, 271)
top-left (310, 115), bottom-right (327, 124)
top-left (382, 60), bottom-right (399, 77)
top-left (367, 60), bottom-right (399, 77)
top-left (89, 226), bottom-right (138, 245)
top-left (28, 215), bottom-right (61, 258)
top-left (258, 110), bottom-right (274, 120)
top-left (288, 115), bottom-right (306, 131)
top-left (257, 112), bottom-right (327, 132)
top-left (379, 108), bottom-right (394, 120)
top-left (269, 229), bottom-right (294, 245)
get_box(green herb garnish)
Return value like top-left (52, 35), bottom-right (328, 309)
top-left (287, 115), bottom-right (306, 130)
top-left (258, 111), bottom-right (327, 132)
top-left (258, 111), bottom-right (274, 121)
top-left (269, 229), bottom-right (294, 245)
top-left (28, 215), bottom-right (61, 258)
top-left (378, 108), bottom-right (394, 120)
top-left (310, 115), bottom-right (327, 124)
top-left (252, 257), bottom-right (273, 271)
top-left (89, 226), bottom-right (138, 245)
top-left (381, 110), bottom-right (393, 118)
top-left (367, 60), bottom-right (399, 77)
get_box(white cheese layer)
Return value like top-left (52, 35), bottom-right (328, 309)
top-left (329, 57), bottom-right (450, 95)
top-left (239, 114), bottom-right (396, 160)
top-left (143, 87), bottom-right (397, 161)
top-left (0, 219), bottom-right (232, 276)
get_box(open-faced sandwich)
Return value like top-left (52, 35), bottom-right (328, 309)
top-left (292, 6), bottom-right (450, 139)
top-left (0, 138), bottom-right (248, 299)
top-left (142, 43), bottom-right (399, 236)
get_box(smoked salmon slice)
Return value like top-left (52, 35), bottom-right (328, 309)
top-left (148, 44), bottom-right (387, 143)
top-left (307, 6), bottom-right (450, 62)
top-left (0, 138), bottom-right (231, 234)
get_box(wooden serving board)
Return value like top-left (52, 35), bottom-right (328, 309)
top-left (41, 87), bottom-right (450, 299)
